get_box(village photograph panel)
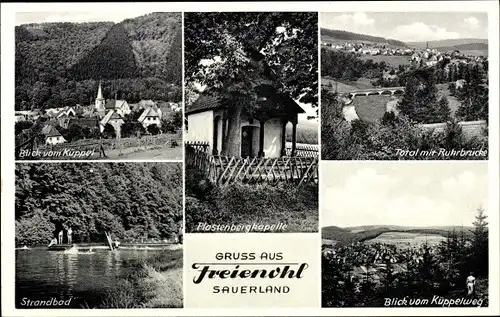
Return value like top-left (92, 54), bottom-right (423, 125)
top-left (321, 162), bottom-right (489, 308)
top-left (184, 12), bottom-right (319, 233)
top-left (15, 162), bottom-right (183, 308)
top-left (14, 12), bottom-right (182, 160)
top-left (320, 12), bottom-right (488, 160)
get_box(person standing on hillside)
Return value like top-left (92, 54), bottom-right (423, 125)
top-left (466, 272), bottom-right (476, 296)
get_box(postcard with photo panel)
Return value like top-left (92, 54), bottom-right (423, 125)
top-left (14, 12), bottom-right (182, 160)
top-left (320, 12), bottom-right (489, 160)
top-left (15, 162), bottom-right (183, 308)
top-left (321, 162), bottom-right (489, 308)
top-left (183, 12), bottom-right (319, 233)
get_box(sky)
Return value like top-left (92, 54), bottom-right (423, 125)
top-left (321, 12), bottom-right (488, 42)
top-left (321, 162), bottom-right (488, 228)
top-left (15, 12), bottom-right (154, 25)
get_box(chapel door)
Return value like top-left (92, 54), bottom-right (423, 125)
top-left (241, 126), bottom-right (253, 158)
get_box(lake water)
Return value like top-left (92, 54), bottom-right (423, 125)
top-left (16, 248), bottom-right (162, 308)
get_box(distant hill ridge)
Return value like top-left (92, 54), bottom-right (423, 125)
top-left (321, 28), bottom-right (407, 47)
top-left (434, 43), bottom-right (488, 52)
top-left (322, 225), bottom-right (474, 247)
top-left (407, 38), bottom-right (488, 49)
top-left (321, 28), bottom-right (488, 52)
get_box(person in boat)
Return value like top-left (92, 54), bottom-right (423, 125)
top-left (466, 272), bottom-right (476, 296)
top-left (67, 227), bottom-right (73, 244)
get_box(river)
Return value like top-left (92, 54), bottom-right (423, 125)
top-left (16, 248), bottom-right (162, 308)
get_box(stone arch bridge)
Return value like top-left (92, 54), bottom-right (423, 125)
top-left (341, 87), bottom-right (406, 98)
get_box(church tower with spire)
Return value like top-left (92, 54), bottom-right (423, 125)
top-left (95, 81), bottom-right (105, 112)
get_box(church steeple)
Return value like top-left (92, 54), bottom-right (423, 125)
top-left (95, 80), bottom-right (105, 111)
top-left (97, 81), bottom-right (103, 100)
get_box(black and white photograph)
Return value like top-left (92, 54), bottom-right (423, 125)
top-left (14, 12), bottom-right (182, 160)
top-left (15, 162), bottom-right (183, 308)
top-left (183, 12), bottom-right (319, 233)
top-left (321, 162), bottom-right (489, 307)
top-left (320, 12), bottom-right (489, 160)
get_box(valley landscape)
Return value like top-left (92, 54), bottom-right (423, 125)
top-left (322, 218), bottom-right (488, 308)
top-left (321, 162), bottom-right (489, 308)
top-left (320, 13), bottom-right (488, 160)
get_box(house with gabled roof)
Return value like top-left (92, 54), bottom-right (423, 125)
top-left (100, 109), bottom-right (124, 134)
top-left (42, 125), bottom-right (66, 145)
top-left (105, 99), bottom-right (131, 117)
top-left (138, 106), bottom-right (163, 129)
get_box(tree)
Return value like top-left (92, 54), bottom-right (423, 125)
top-left (397, 69), bottom-right (449, 123)
top-left (456, 65), bottom-right (488, 121)
top-left (15, 120), bottom-right (34, 136)
top-left (471, 206), bottom-right (488, 277)
top-left (184, 12), bottom-right (318, 156)
top-left (102, 123), bottom-right (116, 139)
top-left (122, 121), bottom-right (145, 138)
top-left (436, 96), bottom-right (451, 122)
top-left (147, 124), bottom-right (161, 135)
top-left (64, 124), bottom-right (85, 142)
top-left (15, 15), bottom-right (182, 110)
top-left (15, 163), bottom-right (183, 245)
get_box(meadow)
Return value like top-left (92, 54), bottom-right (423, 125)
top-left (321, 77), bottom-right (373, 91)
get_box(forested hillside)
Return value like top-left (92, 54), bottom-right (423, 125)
top-left (321, 28), bottom-right (406, 47)
top-left (15, 12), bottom-right (182, 111)
top-left (69, 24), bottom-right (140, 80)
top-left (121, 12), bottom-right (182, 85)
top-left (15, 163), bottom-right (183, 246)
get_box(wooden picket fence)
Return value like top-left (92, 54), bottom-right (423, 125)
top-left (185, 141), bottom-right (318, 186)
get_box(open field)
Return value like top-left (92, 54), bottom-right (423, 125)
top-left (460, 50), bottom-right (488, 57)
top-left (321, 239), bottom-right (337, 247)
top-left (322, 225), bottom-right (472, 247)
top-left (286, 119), bottom-right (318, 144)
top-left (359, 54), bottom-right (412, 67)
top-left (321, 77), bottom-right (374, 91)
top-left (352, 95), bottom-right (391, 123)
top-left (364, 231), bottom-right (446, 247)
top-left (321, 77), bottom-right (358, 92)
